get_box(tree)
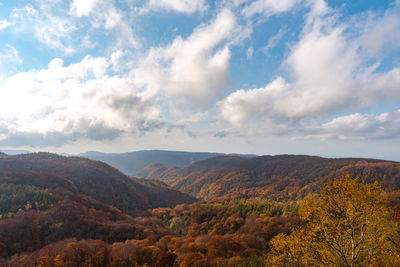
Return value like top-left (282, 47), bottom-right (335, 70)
top-left (270, 175), bottom-right (399, 266)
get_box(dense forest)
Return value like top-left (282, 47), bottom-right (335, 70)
top-left (140, 155), bottom-right (400, 200)
top-left (0, 153), bottom-right (196, 215)
top-left (0, 153), bottom-right (400, 266)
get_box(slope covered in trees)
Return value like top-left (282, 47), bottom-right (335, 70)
top-left (140, 155), bottom-right (400, 200)
top-left (0, 153), bottom-right (196, 257)
top-left (1, 153), bottom-right (400, 265)
top-left (3, 178), bottom-right (400, 266)
top-left (0, 153), bottom-right (196, 215)
top-left (4, 197), bottom-right (301, 266)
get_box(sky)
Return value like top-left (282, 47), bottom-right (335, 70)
top-left (0, 0), bottom-right (399, 160)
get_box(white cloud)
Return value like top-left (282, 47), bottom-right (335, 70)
top-left (0, 45), bottom-right (23, 76)
top-left (262, 27), bottom-right (286, 54)
top-left (242, 0), bottom-right (302, 18)
top-left (0, 45), bottom-right (22, 65)
top-left (0, 19), bottom-right (12, 30)
top-left (0, 6), bottom-right (242, 146)
top-left (70, 0), bottom-right (99, 17)
top-left (135, 9), bottom-right (236, 106)
top-left (11, 5), bottom-right (83, 54)
top-left (359, 4), bottom-right (400, 57)
top-left (219, 77), bottom-right (289, 127)
top-left (317, 110), bottom-right (400, 140)
top-left (10, 1), bottom-right (137, 54)
top-left (246, 46), bottom-right (253, 59)
top-left (147, 0), bottom-right (207, 14)
top-left (219, 0), bottom-right (400, 139)
top-left (0, 53), bottom-right (163, 146)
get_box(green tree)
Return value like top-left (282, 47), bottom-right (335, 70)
top-left (270, 175), bottom-right (399, 266)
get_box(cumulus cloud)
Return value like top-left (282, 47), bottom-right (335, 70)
top-left (147, 0), bottom-right (208, 14)
top-left (219, 0), bottom-right (400, 139)
top-left (0, 53), bottom-right (163, 147)
top-left (70, 0), bottom-right (100, 17)
top-left (219, 77), bottom-right (289, 127)
top-left (135, 9), bottom-right (236, 106)
top-left (317, 110), bottom-right (400, 140)
top-left (0, 6), bottom-right (241, 147)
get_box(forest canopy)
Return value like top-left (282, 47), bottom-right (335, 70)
top-left (1, 152), bottom-right (400, 266)
top-left (270, 175), bottom-right (400, 266)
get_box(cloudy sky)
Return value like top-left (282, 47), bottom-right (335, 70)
top-left (0, 0), bottom-right (399, 160)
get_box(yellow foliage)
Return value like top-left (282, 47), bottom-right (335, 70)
top-left (269, 175), bottom-right (400, 266)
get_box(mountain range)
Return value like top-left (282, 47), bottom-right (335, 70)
top-left (1, 151), bottom-right (400, 264)
top-left (79, 150), bottom-right (256, 175)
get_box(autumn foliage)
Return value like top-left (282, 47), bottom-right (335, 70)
top-left (269, 175), bottom-right (400, 266)
top-left (141, 155), bottom-right (400, 200)
top-left (1, 153), bottom-right (400, 266)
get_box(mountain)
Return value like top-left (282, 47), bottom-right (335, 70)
top-left (0, 149), bottom-right (30, 155)
top-left (79, 150), bottom-right (256, 175)
top-left (0, 153), bottom-right (196, 215)
top-left (1, 153), bottom-right (400, 265)
top-left (140, 154), bottom-right (400, 200)
top-left (0, 152), bottom-right (196, 257)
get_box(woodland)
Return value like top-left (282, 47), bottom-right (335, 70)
top-left (0, 153), bottom-right (400, 266)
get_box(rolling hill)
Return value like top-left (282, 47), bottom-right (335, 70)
top-left (0, 152), bottom-right (196, 215)
top-left (140, 154), bottom-right (400, 200)
top-left (79, 150), bottom-right (256, 175)
top-left (0, 153), bottom-right (196, 257)
top-left (1, 152), bottom-right (400, 265)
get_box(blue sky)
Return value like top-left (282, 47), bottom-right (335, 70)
top-left (0, 0), bottom-right (399, 160)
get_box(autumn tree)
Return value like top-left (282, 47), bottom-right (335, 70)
top-left (270, 175), bottom-right (399, 266)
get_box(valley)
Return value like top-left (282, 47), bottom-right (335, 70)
top-left (0, 151), bottom-right (399, 266)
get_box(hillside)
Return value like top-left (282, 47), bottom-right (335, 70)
top-left (140, 155), bottom-right (400, 200)
top-left (0, 153), bottom-right (197, 257)
top-left (1, 153), bottom-right (400, 265)
top-left (0, 153), bottom-right (196, 215)
top-left (79, 150), bottom-right (255, 175)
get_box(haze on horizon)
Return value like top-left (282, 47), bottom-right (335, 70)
top-left (0, 0), bottom-right (399, 161)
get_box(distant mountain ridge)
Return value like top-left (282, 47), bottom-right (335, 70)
top-left (79, 150), bottom-right (256, 175)
top-left (140, 154), bottom-right (400, 200)
top-left (0, 149), bottom-right (30, 155)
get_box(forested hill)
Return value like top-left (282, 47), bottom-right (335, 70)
top-left (79, 150), bottom-right (256, 175)
top-left (140, 154), bottom-right (400, 200)
top-left (1, 153), bottom-right (400, 265)
top-left (0, 152), bottom-right (197, 257)
top-left (0, 153), bottom-right (196, 215)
